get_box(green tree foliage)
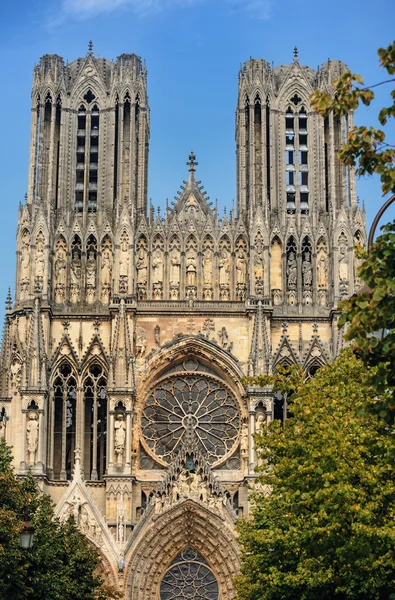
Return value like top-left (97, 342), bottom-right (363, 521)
top-left (0, 438), bottom-right (120, 600)
top-left (236, 351), bottom-right (395, 600)
top-left (310, 41), bottom-right (395, 423)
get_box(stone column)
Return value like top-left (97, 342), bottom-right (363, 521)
top-left (20, 409), bottom-right (27, 473)
top-left (248, 408), bottom-right (255, 474)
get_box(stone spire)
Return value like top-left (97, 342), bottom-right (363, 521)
top-left (248, 298), bottom-right (271, 376)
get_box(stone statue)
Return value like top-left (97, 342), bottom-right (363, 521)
top-left (10, 358), bottom-right (21, 391)
top-left (302, 253), bottom-right (312, 287)
top-left (54, 251), bottom-right (67, 287)
top-left (255, 411), bottom-right (266, 432)
top-left (70, 254), bottom-right (81, 286)
top-left (219, 248), bottom-right (231, 286)
top-left (114, 413), bottom-right (126, 466)
top-left (119, 235), bottom-right (129, 278)
top-left (136, 246), bottom-right (148, 284)
top-left (317, 253), bottom-right (328, 288)
top-left (170, 248), bottom-right (181, 285)
top-left (20, 233), bottom-right (30, 283)
top-left (339, 245), bottom-right (348, 281)
top-left (152, 248), bottom-right (164, 284)
top-left (236, 248), bottom-right (247, 285)
top-left (287, 251), bottom-right (297, 288)
top-left (136, 327), bottom-right (147, 358)
top-left (101, 248), bottom-right (112, 287)
top-left (35, 239), bottom-right (45, 280)
top-left (202, 248), bottom-right (213, 285)
top-left (27, 411), bottom-right (39, 464)
top-left (86, 253), bottom-right (96, 287)
top-left (218, 327), bottom-right (229, 349)
top-left (186, 252), bottom-right (197, 287)
top-left (154, 325), bottom-right (160, 347)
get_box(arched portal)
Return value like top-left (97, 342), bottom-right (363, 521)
top-left (125, 499), bottom-right (240, 600)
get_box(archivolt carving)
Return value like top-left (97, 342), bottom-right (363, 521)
top-left (125, 500), bottom-right (240, 600)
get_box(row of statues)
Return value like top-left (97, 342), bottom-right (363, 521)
top-left (19, 229), bottom-right (353, 304)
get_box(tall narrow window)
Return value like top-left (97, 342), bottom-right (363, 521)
top-left (83, 364), bottom-right (107, 480)
top-left (123, 93), bottom-right (131, 199)
top-left (75, 105), bottom-right (86, 212)
top-left (266, 97), bottom-right (271, 205)
top-left (113, 97), bottom-right (119, 205)
top-left (134, 97), bottom-right (140, 208)
top-left (254, 96), bottom-right (262, 205)
top-left (33, 98), bottom-right (41, 203)
top-left (54, 97), bottom-right (61, 209)
top-left (88, 104), bottom-right (99, 212)
top-left (75, 95), bottom-right (99, 214)
top-left (53, 363), bottom-right (77, 480)
top-left (285, 104), bottom-right (309, 214)
top-left (324, 117), bottom-right (329, 211)
top-left (245, 97), bottom-right (250, 205)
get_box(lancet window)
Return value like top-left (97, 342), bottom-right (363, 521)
top-left (52, 363), bottom-right (77, 480)
top-left (285, 104), bottom-right (309, 214)
top-left (75, 94), bottom-right (100, 213)
top-left (83, 364), bottom-right (107, 480)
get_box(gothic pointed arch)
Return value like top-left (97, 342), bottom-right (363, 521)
top-left (303, 335), bottom-right (329, 376)
top-left (273, 335), bottom-right (299, 369)
top-left (50, 333), bottom-right (80, 372)
top-left (125, 499), bottom-right (240, 600)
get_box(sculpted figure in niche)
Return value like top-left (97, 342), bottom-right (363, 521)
top-left (35, 236), bottom-right (45, 280)
top-left (27, 411), bottom-right (39, 464)
top-left (287, 251), bottom-right (297, 288)
top-left (255, 410), bottom-right (266, 432)
top-left (202, 247), bottom-right (213, 285)
top-left (302, 252), bottom-right (312, 287)
top-left (114, 413), bottom-right (126, 466)
top-left (169, 246), bottom-right (181, 285)
top-left (70, 252), bottom-right (82, 303)
top-left (219, 247), bottom-right (231, 286)
top-left (54, 250), bottom-right (67, 286)
top-left (136, 243), bottom-right (148, 284)
top-left (254, 235), bottom-right (264, 282)
top-left (236, 247), bottom-right (247, 285)
top-left (101, 247), bottom-right (112, 287)
top-left (317, 252), bottom-right (328, 288)
top-left (10, 358), bottom-right (21, 391)
top-left (186, 251), bottom-right (197, 287)
top-left (339, 245), bottom-right (348, 281)
top-left (86, 253), bottom-right (96, 287)
top-left (152, 247), bottom-right (164, 284)
top-left (20, 232), bottom-right (30, 283)
top-left (119, 233), bottom-right (130, 293)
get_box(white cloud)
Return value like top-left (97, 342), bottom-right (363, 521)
top-left (61, 0), bottom-right (198, 18)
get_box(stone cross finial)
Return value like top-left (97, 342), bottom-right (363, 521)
top-left (187, 151), bottom-right (198, 173)
top-left (293, 46), bottom-right (298, 62)
top-left (88, 40), bottom-right (93, 56)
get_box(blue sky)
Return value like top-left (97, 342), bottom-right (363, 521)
top-left (0, 0), bottom-right (394, 309)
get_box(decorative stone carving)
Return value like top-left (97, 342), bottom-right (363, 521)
top-left (86, 252), bottom-right (96, 304)
top-left (339, 238), bottom-right (349, 298)
top-left (236, 239), bottom-right (247, 301)
top-left (287, 251), bottom-right (297, 289)
top-left (317, 252), bottom-right (328, 288)
top-left (152, 238), bottom-right (164, 299)
top-left (27, 411), bottom-right (39, 464)
top-left (219, 238), bottom-right (231, 300)
top-left (35, 232), bottom-right (45, 283)
top-left (136, 327), bottom-right (147, 358)
top-left (255, 410), bottom-right (266, 432)
top-left (271, 288), bottom-right (282, 305)
top-left (303, 290), bottom-right (312, 306)
top-left (119, 231), bottom-right (130, 294)
top-left (54, 239), bottom-right (67, 304)
top-left (202, 317), bottom-right (215, 339)
top-left (10, 356), bottom-right (21, 391)
top-left (70, 252), bottom-right (82, 304)
top-left (254, 233), bottom-right (264, 294)
top-left (154, 325), bottom-right (160, 347)
top-left (136, 238), bottom-right (148, 300)
top-left (169, 238), bottom-right (181, 300)
top-left (218, 327), bottom-right (229, 349)
top-left (302, 252), bottom-right (312, 287)
top-left (101, 241), bottom-right (112, 303)
top-left (20, 231), bottom-right (30, 283)
top-left (114, 413), bottom-right (126, 467)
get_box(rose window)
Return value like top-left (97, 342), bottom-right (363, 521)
top-left (160, 547), bottom-right (219, 600)
top-left (141, 368), bottom-right (240, 467)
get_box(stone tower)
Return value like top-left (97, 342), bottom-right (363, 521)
top-left (0, 47), bottom-right (365, 599)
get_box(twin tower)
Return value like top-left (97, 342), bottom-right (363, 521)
top-left (0, 45), bottom-right (365, 599)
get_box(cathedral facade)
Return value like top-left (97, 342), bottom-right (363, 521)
top-left (0, 45), bottom-right (365, 599)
